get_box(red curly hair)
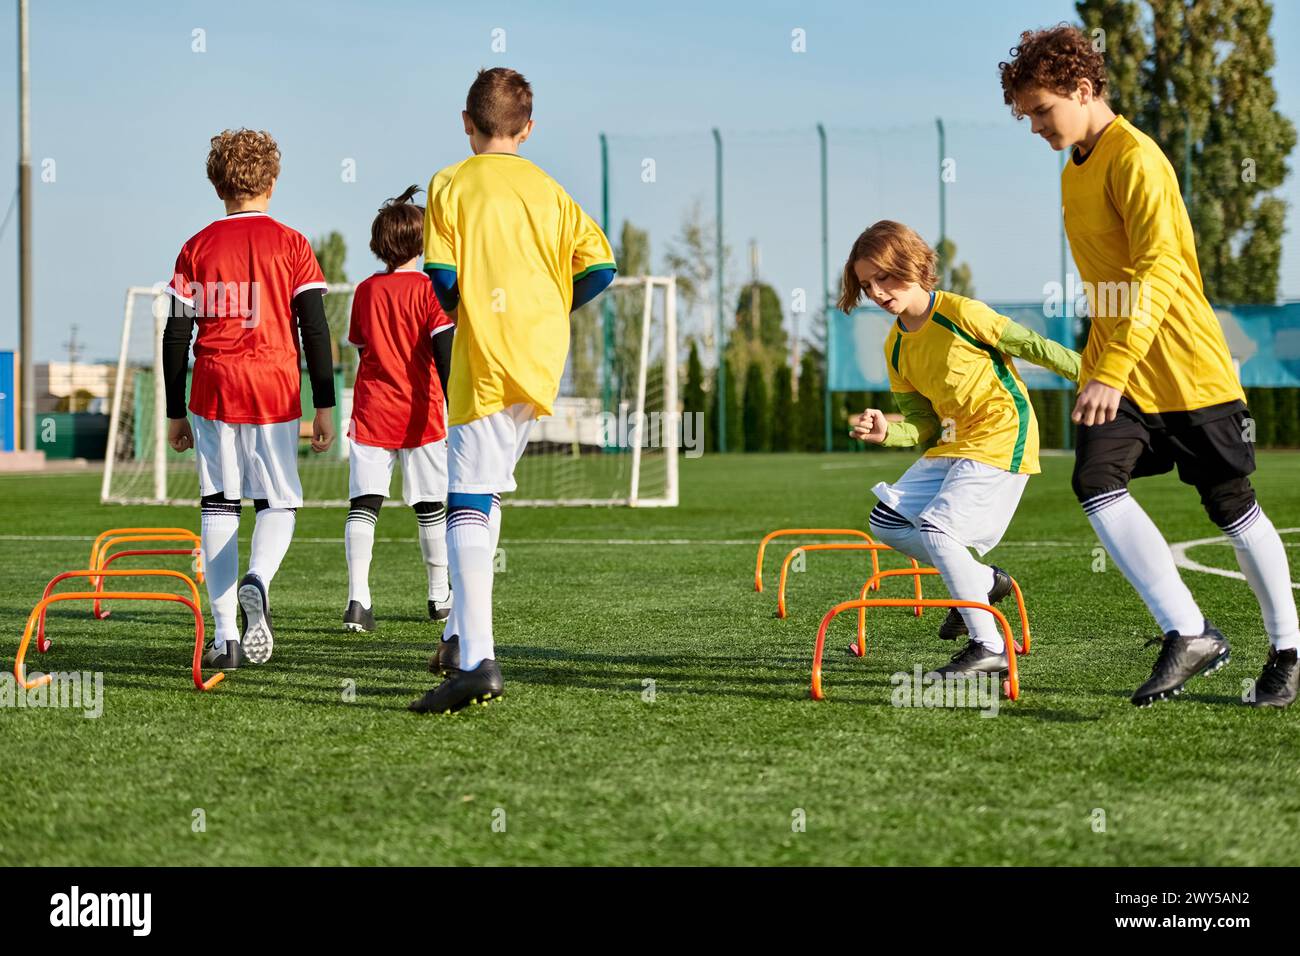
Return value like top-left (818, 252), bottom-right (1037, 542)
top-left (998, 24), bottom-right (1107, 118)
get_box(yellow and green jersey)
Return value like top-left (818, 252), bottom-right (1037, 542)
top-left (1062, 114), bottom-right (1244, 413)
top-left (882, 290), bottom-right (1078, 475)
top-left (424, 153), bottom-right (616, 426)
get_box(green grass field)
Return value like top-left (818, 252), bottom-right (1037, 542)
top-left (2, 451), bottom-right (1298, 866)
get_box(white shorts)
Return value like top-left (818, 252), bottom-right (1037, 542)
top-left (192, 415), bottom-right (303, 509)
top-left (872, 456), bottom-right (1028, 556)
top-left (349, 438), bottom-right (449, 506)
top-left (447, 402), bottom-right (537, 495)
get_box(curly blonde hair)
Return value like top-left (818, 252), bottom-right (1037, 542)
top-left (206, 129), bottom-right (281, 200)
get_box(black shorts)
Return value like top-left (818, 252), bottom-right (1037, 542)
top-left (1072, 398), bottom-right (1255, 506)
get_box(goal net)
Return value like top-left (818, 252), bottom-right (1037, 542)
top-left (102, 275), bottom-right (679, 508)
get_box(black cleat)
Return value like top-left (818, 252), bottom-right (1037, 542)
top-left (202, 639), bottom-right (244, 670)
top-left (925, 639), bottom-right (1013, 676)
top-left (408, 659), bottom-right (503, 714)
top-left (343, 600), bottom-right (376, 633)
top-left (237, 572), bottom-right (274, 664)
top-left (428, 590), bottom-right (453, 622)
top-left (427, 634), bottom-right (461, 675)
top-left (1131, 621), bottom-right (1230, 707)
top-left (926, 639), bottom-right (1009, 678)
top-left (1249, 647), bottom-right (1298, 709)
top-left (938, 566), bottom-right (1014, 640)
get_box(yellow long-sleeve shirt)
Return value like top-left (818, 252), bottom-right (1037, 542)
top-left (1062, 115), bottom-right (1244, 413)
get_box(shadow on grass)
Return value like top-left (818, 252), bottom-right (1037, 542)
top-left (13, 628), bottom-right (1124, 724)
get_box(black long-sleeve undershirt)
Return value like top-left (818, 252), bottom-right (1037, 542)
top-left (432, 326), bottom-right (453, 398)
top-left (161, 288), bottom-right (335, 420)
top-left (294, 288), bottom-right (336, 410)
top-left (162, 294), bottom-right (196, 420)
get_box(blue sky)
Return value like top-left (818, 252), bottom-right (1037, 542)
top-left (1, 0), bottom-right (1297, 362)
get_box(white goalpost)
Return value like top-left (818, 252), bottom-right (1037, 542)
top-left (102, 275), bottom-right (679, 508)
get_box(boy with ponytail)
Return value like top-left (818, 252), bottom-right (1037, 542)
top-left (342, 185), bottom-right (455, 633)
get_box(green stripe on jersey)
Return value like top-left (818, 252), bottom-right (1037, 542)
top-left (890, 333), bottom-right (903, 374)
top-left (930, 312), bottom-right (1030, 473)
top-left (573, 262), bottom-right (617, 281)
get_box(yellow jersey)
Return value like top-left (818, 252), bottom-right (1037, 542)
top-left (884, 290), bottom-right (1039, 475)
top-left (424, 153), bottom-right (616, 426)
top-left (1062, 115), bottom-right (1244, 413)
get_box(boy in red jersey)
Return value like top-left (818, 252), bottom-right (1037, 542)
top-left (342, 186), bottom-right (455, 633)
top-left (162, 128), bottom-right (336, 670)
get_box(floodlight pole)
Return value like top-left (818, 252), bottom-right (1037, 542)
top-left (817, 123), bottom-right (831, 453)
top-left (599, 132), bottom-right (616, 446)
top-left (936, 117), bottom-right (946, 259)
top-left (1059, 149), bottom-right (1071, 451)
top-left (18, 0), bottom-right (34, 451)
top-left (713, 127), bottom-right (726, 454)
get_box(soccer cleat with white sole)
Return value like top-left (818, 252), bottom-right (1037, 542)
top-left (202, 638), bottom-right (244, 670)
top-left (237, 572), bottom-right (274, 664)
top-left (428, 590), bottom-right (453, 622)
top-left (343, 600), bottom-right (376, 633)
top-left (926, 639), bottom-right (1009, 678)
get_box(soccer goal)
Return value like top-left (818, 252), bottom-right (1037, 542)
top-left (102, 275), bottom-right (679, 508)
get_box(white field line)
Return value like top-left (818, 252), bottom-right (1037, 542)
top-left (1170, 527), bottom-right (1300, 590)
top-left (1, 533), bottom-right (1094, 548)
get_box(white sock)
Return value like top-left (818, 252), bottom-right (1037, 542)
top-left (248, 507), bottom-right (296, 595)
top-left (447, 506), bottom-right (495, 669)
top-left (1084, 490), bottom-right (1203, 636)
top-left (868, 504), bottom-right (933, 565)
top-left (200, 499), bottom-right (241, 647)
top-left (416, 502), bottom-right (449, 602)
top-left (345, 505), bottom-right (378, 608)
top-left (1223, 503), bottom-right (1300, 651)
top-left (489, 493), bottom-right (502, 553)
top-left (921, 524), bottom-right (1004, 653)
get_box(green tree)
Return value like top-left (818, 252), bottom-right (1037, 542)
top-left (1077, 0), bottom-right (1296, 303)
top-left (742, 361), bottom-right (770, 452)
top-left (312, 232), bottom-right (349, 375)
top-left (684, 340), bottom-right (706, 419)
top-left (728, 281), bottom-right (790, 393)
top-left (935, 237), bottom-right (976, 297)
top-left (664, 199), bottom-right (733, 347)
top-left (797, 351), bottom-right (824, 452)
top-left (725, 353), bottom-right (744, 453)
top-left (771, 363), bottom-right (794, 452)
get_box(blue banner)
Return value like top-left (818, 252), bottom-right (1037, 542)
top-left (828, 301), bottom-right (1300, 392)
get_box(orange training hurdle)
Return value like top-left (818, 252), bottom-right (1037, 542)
top-left (811, 597), bottom-right (1023, 702)
top-left (846, 568), bottom-right (1031, 658)
top-left (754, 529), bottom-right (878, 592)
top-left (86, 528), bottom-right (203, 620)
top-left (15, 568), bottom-right (223, 692)
top-left (775, 542), bottom-right (926, 619)
top-left (36, 527), bottom-right (204, 652)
